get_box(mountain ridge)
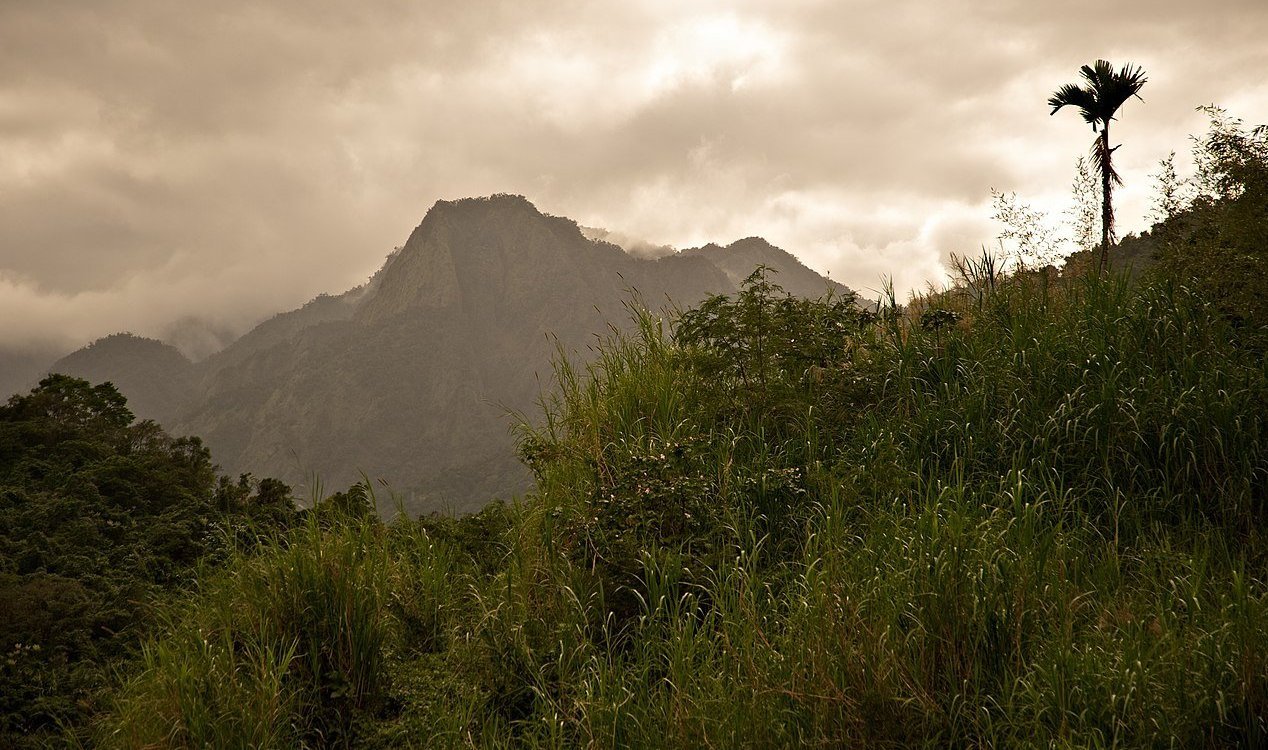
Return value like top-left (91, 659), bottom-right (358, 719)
top-left (44, 195), bottom-right (861, 513)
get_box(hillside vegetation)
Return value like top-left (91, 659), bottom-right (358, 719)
top-left (101, 190), bottom-right (1268, 747)
top-left (0, 376), bottom-right (298, 747)
top-left (11, 111), bottom-right (1264, 747)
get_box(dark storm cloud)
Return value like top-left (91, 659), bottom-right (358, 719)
top-left (2, 0), bottom-right (1266, 351)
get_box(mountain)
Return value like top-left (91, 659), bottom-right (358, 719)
top-left (682, 237), bottom-right (851, 299)
top-left (49, 195), bottom-right (859, 514)
top-left (48, 334), bottom-right (193, 425)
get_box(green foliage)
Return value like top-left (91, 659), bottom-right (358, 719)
top-left (677, 266), bottom-right (864, 408)
top-left (102, 517), bottom-right (392, 748)
top-left (0, 375), bottom-right (297, 747)
top-left (1152, 107), bottom-right (1268, 350)
top-left (80, 113), bottom-right (1268, 748)
top-left (85, 249), bottom-right (1268, 747)
top-left (99, 495), bottom-right (500, 748)
top-left (407, 252), bottom-right (1260, 746)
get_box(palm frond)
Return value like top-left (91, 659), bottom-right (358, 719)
top-left (1056, 60), bottom-right (1147, 127)
top-left (1048, 84), bottom-right (1098, 126)
top-left (1081, 60), bottom-right (1115, 89)
top-left (1100, 62), bottom-right (1148, 118)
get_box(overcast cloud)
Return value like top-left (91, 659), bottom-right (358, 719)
top-left (2, 0), bottom-right (1267, 354)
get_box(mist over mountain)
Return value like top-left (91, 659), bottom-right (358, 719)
top-left (579, 226), bottom-right (676, 260)
top-left (43, 195), bottom-right (859, 513)
top-left (159, 316), bottom-right (243, 361)
top-left (0, 344), bottom-right (68, 402)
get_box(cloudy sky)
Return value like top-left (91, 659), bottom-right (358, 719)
top-left (2, 0), bottom-right (1266, 356)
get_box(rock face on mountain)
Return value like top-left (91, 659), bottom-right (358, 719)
top-left (50, 195), bottom-right (857, 514)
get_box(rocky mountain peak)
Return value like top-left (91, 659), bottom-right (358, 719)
top-left (44, 195), bottom-right (852, 514)
top-left (357, 195), bottom-right (630, 323)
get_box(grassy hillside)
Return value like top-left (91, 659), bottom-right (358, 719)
top-left (95, 254), bottom-right (1267, 746)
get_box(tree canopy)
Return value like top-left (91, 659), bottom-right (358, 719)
top-left (0, 375), bottom-right (297, 747)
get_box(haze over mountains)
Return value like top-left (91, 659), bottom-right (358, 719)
top-left (29, 195), bottom-right (856, 513)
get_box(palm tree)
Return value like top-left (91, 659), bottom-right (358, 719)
top-left (1049, 60), bottom-right (1147, 272)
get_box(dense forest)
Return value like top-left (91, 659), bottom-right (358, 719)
top-left (0, 375), bottom-right (298, 746)
top-left (3, 109), bottom-right (1266, 747)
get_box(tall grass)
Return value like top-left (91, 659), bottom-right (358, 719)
top-left (487, 266), bottom-right (1267, 747)
top-left (97, 266), bottom-right (1267, 747)
top-left (102, 508), bottom-right (412, 748)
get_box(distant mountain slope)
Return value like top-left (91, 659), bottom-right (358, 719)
top-left (198, 288), bottom-right (365, 375)
top-left (49, 195), bottom-right (853, 513)
top-left (683, 237), bottom-right (851, 299)
top-left (176, 195), bottom-right (736, 512)
top-left (50, 334), bottom-right (193, 425)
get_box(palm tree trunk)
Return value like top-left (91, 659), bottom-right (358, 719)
top-left (1100, 123), bottom-right (1112, 273)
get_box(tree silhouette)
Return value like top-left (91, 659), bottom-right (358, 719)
top-left (1048, 60), bottom-right (1148, 272)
